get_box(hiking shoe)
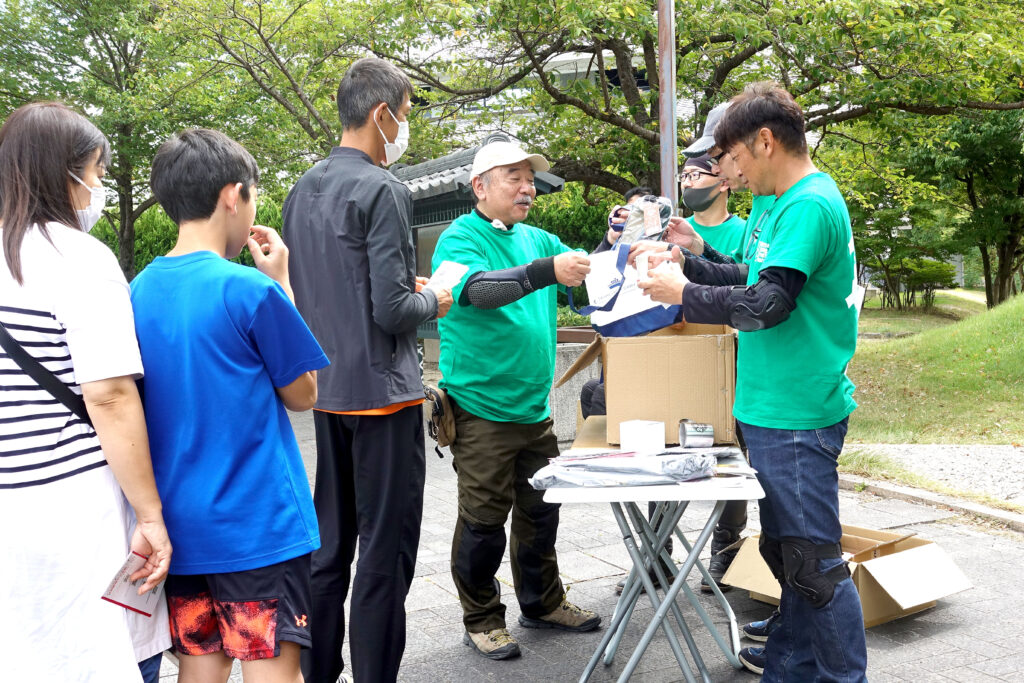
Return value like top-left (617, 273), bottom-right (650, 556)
top-left (700, 547), bottom-right (737, 593)
top-left (742, 609), bottom-right (781, 642)
top-left (518, 597), bottom-right (601, 632)
top-left (739, 646), bottom-right (765, 675)
top-left (463, 628), bottom-right (521, 660)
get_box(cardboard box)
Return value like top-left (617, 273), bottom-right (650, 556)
top-left (556, 324), bottom-right (736, 445)
top-left (721, 525), bottom-right (973, 628)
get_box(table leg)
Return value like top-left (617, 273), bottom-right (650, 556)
top-left (603, 501), bottom-right (688, 666)
top-left (617, 500), bottom-right (727, 682)
top-left (624, 503), bottom-right (708, 678)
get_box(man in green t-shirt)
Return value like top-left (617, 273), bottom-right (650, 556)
top-left (637, 83), bottom-right (867, 682)
top-left (432, 140), bottom-right (600, 661)
top-left (679, 153), bottom-right (746, 263)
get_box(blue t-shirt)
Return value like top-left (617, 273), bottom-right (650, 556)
top-left (131, 251), bottom-right (328, 574)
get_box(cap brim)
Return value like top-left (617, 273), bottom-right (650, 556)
top-left (682, 134), bottom-right (716, 158)
top-left (524, 153), bottom-right (550, 174)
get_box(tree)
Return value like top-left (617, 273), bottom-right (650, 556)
top-left (908, 110), bottom-right (1024, 307)
top-left (356, 0), bottom-right (1024, 194)
top-left (0, 0), bottom-right (225, 277)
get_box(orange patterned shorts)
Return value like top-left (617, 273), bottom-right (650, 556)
top-left (166, 554), bottom-right (312, 661)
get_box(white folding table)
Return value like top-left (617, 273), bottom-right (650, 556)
top-left (544, 464), bottom-right (764, 682)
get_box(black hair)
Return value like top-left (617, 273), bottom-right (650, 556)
top-left (624, 186), bottom-right (653, 203)
top-left (0, 102), bottom-right (111, 283)
top-left (337, 57), bottom-right (414, 131)
top-left (714, 81), bottom-right (808, 155)
top-left (150, 129), bottom-right (259, 225)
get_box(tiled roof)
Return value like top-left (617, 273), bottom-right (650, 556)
top-left (392, 134), bottom-right (564, 200)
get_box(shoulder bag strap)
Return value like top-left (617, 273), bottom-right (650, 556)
top-left (0, 321), bottom-right (93, 426)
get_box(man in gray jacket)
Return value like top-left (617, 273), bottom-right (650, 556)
top-left (282, 57), bottom-right (452, 683)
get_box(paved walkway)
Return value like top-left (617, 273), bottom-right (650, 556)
top-left (158, 410), bottom-right (1024, 682)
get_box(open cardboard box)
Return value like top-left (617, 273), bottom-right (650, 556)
top-left (722, 525), bottom-right (973, 628)
top-left (556, 323), bottom-right (737, 446)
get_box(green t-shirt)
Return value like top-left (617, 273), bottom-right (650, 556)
top-left (688, 214), bottom-right (746, 263)
top-left (734, 172), bottom-right (859, 429)
top-left (432, 211), bottom-right (572, 423)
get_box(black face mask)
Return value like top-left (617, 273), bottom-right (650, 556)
top-left (681, 184), bottom-right (721, 213)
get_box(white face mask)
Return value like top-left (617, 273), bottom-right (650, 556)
top-left (375, 106), bottom-right (409, 166)
top-left (68, 171), bottom-right (106, 232)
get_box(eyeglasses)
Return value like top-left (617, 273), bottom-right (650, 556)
top-left (707, 151), bottom-right (725, 166)
top-left (680, 170), bottom-right (719, 183)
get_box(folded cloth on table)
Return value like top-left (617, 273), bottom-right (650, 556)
top-left (529, 452), bottom-right (716, 489)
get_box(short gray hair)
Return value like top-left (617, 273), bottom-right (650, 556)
top-left (337, 57), bottom-right (413, 130)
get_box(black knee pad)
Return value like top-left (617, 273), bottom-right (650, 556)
top-left (780, 537), bottom-right (850, 609)
top-left (758, 535), bottom-right (785, 584)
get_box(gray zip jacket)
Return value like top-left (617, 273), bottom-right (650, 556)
top-left (282, 147), bottom-right (438, 412)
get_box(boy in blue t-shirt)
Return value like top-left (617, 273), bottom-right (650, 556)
top-left (131, 129), bottom-right (328, 682)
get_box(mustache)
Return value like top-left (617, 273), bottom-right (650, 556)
top-left (514, 196), bottom-right (533, 207)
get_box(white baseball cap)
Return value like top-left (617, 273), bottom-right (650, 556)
top-left (470, 141), bottom-right (550, 179)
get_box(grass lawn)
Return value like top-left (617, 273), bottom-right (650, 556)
top-left (857, 289), bottom-right (988, 337)
top-left (847, 294), bottom-right (1024, 444)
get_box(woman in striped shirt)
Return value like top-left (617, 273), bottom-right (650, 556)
top-left (0, 102), bottom-right (171, 682)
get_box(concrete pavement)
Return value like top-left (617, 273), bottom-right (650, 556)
top-left (159, 409), bottom-right (1024, 682)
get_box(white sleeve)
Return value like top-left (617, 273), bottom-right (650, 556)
top-left (50, 234), bottom-right (144, 384)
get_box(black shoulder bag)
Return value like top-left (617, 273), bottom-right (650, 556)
top-left (0, 321), bottom-right (93, 427)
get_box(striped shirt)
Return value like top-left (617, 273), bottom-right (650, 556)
top-left (0, 223), bottom-right (142, 489)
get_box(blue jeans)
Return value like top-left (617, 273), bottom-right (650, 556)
top-left (739, 418), bottom-right (867, 683)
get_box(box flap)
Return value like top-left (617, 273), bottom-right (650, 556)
top-left (554, 336), bottom-right (603, 388)
top-left (849, 533), bottom-right (919, 563)
top-left (648, 323), bottom-right (730, 337)
top-left (859, 543), bottom-right (973, 610)
top-left (572, 416), bottom-right (612, 449)
top-left (722, 536), bottom-right (781, 600)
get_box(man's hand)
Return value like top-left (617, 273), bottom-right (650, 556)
top-left (129, 519), bottom-right (172, 595)
top-left (606, 206), bottom-right (629, 245)
top-left (627, 240), bottom-right (677, 267)
top-left (554, 252), bottom-right (591, 287)
top-left (664, 216), bottom-right (705, 255)
top-left (435, 288), bottom-right (454, 318)
top-left (414, 276), bottom-right (429, 293)
top-left (638, 253), bottom-right (690, 305)
top-left (248, 225), bottom-right (294, 301)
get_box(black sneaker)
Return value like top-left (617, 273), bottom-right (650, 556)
top-left (699, 547), bottom-right (737, 593)
top-left (738, 646), bottom-right (765, 675)
top-left (742, 609), bottom-right (781, 642)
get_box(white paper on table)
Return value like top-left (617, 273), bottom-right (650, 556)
top-left (425, 260), bottom-right (469, 292)
top-left (101, 552), bottom-right (164, 617)
top-left (583, 249), bottom-right (626, 309)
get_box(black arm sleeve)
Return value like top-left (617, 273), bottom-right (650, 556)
top-left (683, 256), bottom-right (749, 287)
top-left (681, 266), bottom-right (807, 330)
top-left (459, 256), bottom-right (559, 309)
top-left (698, 243), bottom-right (735, 265)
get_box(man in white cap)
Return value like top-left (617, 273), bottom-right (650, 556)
top-left (432, 140), bottom-right (598, 660)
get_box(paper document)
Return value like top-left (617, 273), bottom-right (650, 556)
top-left (101, 552), bottom-right (164, 617)
top-left (426, 260), bottom-right (469, 292)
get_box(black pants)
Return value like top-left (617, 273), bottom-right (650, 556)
top-left (301, 407), bottom-right (426, 683)
top-left (580, 378), bottom-right (748, 550)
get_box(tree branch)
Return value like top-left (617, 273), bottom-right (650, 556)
top-left (515, 30), bottom-right (658, 142)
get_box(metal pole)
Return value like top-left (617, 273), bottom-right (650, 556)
top-left (657, 0), bottom-right (678, 208)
